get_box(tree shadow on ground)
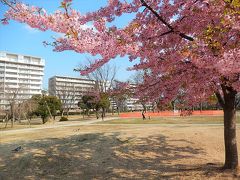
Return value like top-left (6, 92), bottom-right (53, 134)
top-left (0, 132), bottom-right (235, 179)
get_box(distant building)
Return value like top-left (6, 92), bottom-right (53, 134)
top-left (111, 83), bottom-right (153, 112)
top-left (123, 84), bottom-right (153, 112)
top-left (48, 76), bottom-right (95, 109)
top-left (0, 51), bottom-right (45, 109)
top-left (124, 97), bottom-right (147, 111)
top-left (49, 76), bottom-right (152, 112)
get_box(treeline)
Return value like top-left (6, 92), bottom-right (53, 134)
top-left (78, 93), bottom-right (110, 119)
top-left (2, 95), bottom-right (61, 127)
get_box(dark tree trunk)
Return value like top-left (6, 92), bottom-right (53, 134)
top-left (87, 109), bottom-right (90, 117)
top-left (117, 107), bottom-right (120, 115)
top-left (103, 107), bottom-right (106, 117)
top-left (216, 84), bottom-right (239, 170)
top-left (82, 110), bottom-right (85, 119)
top-left (96, 109), bottom-right (99, 119)
top-left (42, 118), bottom-right (45, 124)
top-left (61, 110), bottom-right (64, 117)
top-left (222, 88), bottom-right (238, 169)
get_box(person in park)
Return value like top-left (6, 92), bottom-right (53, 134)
top-left (1, 0), bottom-right (240, 170)
top-left (142, 111), bottom-right (146, 120)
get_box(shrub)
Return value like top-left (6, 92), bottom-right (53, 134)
top-left (59, 116), bottom-right (68, 122)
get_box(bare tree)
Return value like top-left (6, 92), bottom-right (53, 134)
top-left (75, 58), bottom-right (117, 118)
top-left (56, 83), bottom-right (76, 117)
top-left (16, 99), bottom-right (38, 127)
top-left (75, 58), bottom-right (117, 92)
top-left (129, 71), bottom-right (144, 85)
top-left (111, 80), bottom-right (132, 114)
top-left (3, 84), bottom-right (25, 128)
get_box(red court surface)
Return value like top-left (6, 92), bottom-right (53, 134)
top-left (119, 110), bottom-right (223, 118)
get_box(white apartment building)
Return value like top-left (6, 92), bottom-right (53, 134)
top-left (124, 97), bottom-right (147, 111)
top-left (112, 83), bottom-right (154, 112)
top-left (0, 51), bottom-right (45, 109)
top-left (48, 76), bottom-right (96, 109)
top-left (48, 76), bottom-right (152, 112)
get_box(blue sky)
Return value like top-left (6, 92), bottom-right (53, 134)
top-left (0, 0), bottom-right (136, 89)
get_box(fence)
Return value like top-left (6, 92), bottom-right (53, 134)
top-left (119, 110), bottom-right (223, 118)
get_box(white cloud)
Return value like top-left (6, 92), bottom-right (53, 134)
top-left (23, 25), bottom-right (40, 34)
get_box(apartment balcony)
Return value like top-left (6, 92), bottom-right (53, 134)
top-left (18, 71), bottom-right (42, 75)
top-left (30, 90), bottom-right (41, 94)
top-left (18, 70), bottom-right (29, 74)
top-left (19, 66), bottom-right (44, 71)
top-left (5, 69), bottom-right (17, 73)
top-left (0, 57), bottom-right (9, 62)
top-left (5, 74), bottom-right (18, 78)
top-left (18, 91), bottom-right (30, 95)
top-left (30, 61), bottom-right (45, 66)
top-left (30, 86), bottom-right (41, 90)
top-left (6, 64), bottom-right (18, 68)
top-left (29, 76), bottom-right (43, 80)
top-left (19, 81), bottom-right (41, 85)
top-left (5, 79), bottom-right (18, 83)
top-left (30, 81), bottom-right (42, 85)
top-left (5, 85), bottom-right (19, 89)
top-left (18, 81), bottom-right (30, 84)
top-left (11, 59), bottom-right (44, 66)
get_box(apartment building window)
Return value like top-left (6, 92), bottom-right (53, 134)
top-left (6, 66), bottom-right (17, 69)
top-left (31, 84), bottom-right (40, 87)
top-left (6, 77), bottom-right (16, 79)
top-left (19, 73), bottom-right (29, 77)
top-left (6, 72), bottom-right (17, 76)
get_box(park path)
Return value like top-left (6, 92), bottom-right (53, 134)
top-left (0, 117), bottom-right (118, 135)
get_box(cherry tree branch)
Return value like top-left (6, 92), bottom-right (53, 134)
top-left (140, 0), bottom-right (173, 30)
top-left (140, 0), bottom-right (194, 41)
top-left (1, 0), bottom-right (17, 11)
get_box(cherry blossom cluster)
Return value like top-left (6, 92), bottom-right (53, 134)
top-left (2, 0), bottom-right (240, 106)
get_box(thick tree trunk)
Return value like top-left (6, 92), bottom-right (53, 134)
top-left (4, 114), bottom-right (9, 128)
top-left (101, 107), bottom-right (105, 121)
top-left (96, 110), bottom-right (99, 119)
top-left (223, 89), bottom-right (238, 169)
top-left (103, 107), bottom-right (106, 117)
top-left (61, 110), bottom-right (64, 117)
top-left (42, 117), bottom-right (47, 124)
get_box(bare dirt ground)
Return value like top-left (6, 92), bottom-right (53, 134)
top-left (1, 124), bottom-right (240, 179)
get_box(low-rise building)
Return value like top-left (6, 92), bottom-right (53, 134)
top-left (48, 76), bottom-right (95, 109)
top-left (49, 76), bottom-right (153, 112)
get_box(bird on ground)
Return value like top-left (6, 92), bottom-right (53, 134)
top-left (12, 146), bottom-right (22, 152)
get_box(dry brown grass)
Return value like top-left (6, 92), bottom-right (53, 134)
top-left (1, 124), bottom-right (240, 179)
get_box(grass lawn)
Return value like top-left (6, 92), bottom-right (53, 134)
top-left (97, 115), bottom-right (240, 124)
